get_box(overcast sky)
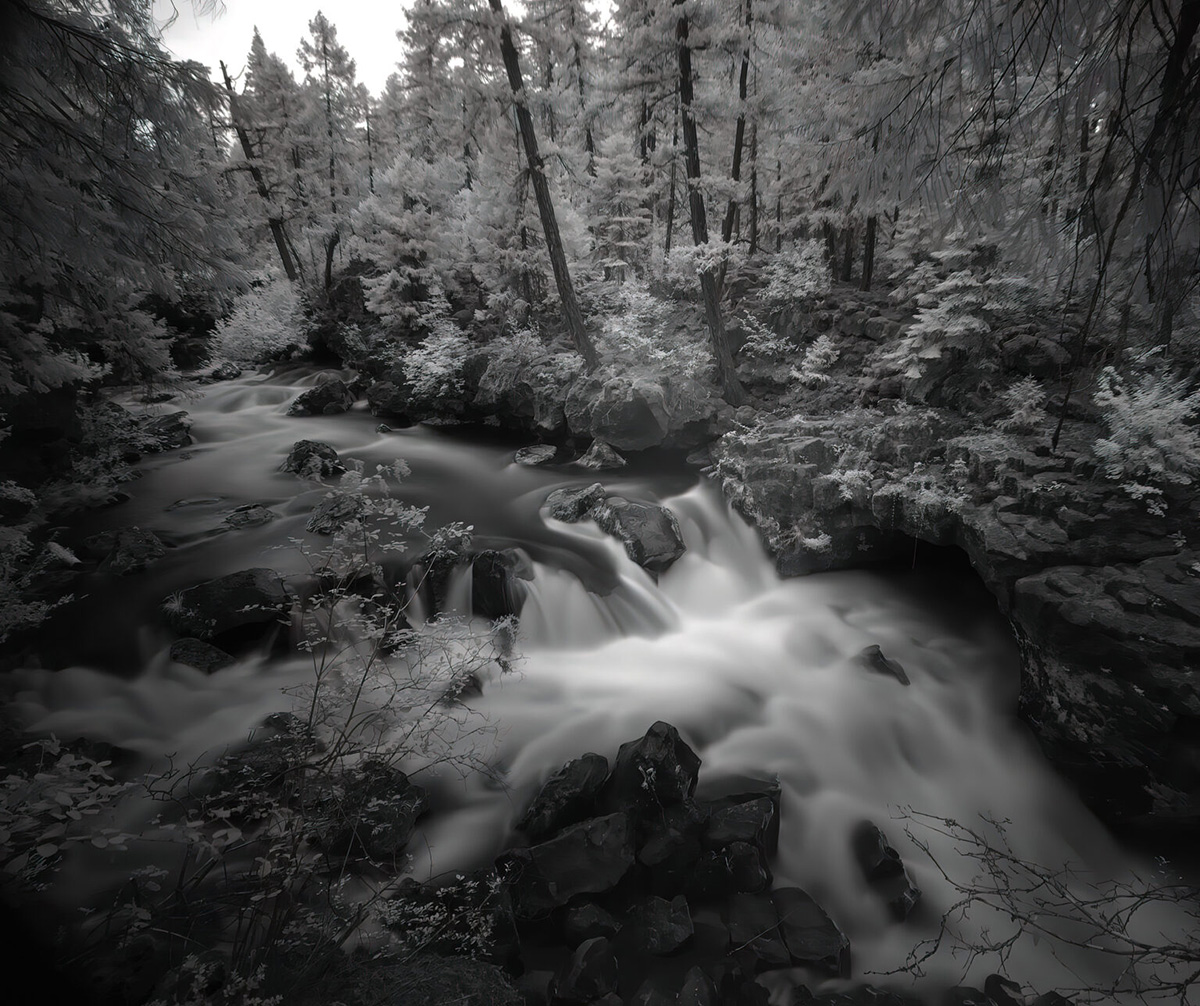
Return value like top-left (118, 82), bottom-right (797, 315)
top-left (154, 1), bottom-right (411, 93)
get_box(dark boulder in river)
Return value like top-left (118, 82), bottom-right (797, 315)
top-left (286, 377), bottom-right (354, 416)
top-left (161, 567), bottom-right (289, 640)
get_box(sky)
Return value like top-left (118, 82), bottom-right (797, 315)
top-left (153, 1), bottom-right (412, 94)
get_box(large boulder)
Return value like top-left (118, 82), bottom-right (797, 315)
top-left (169, 638), bottom-right (235, 674)
top-left (550, 936), bottom-right (619, 1005)
top-left (576, 440), bottom-right (626, 471)
top-left (592, 496), bottom-right (687, 573)
top-left (565, 374), bottom-right (729, 451)
top-left (282, 439), bottom-right (345, 478)
top-left (604, 721), bottom-right (701, 815)
top-left (501, 812), bottom-right (634, 917)
top-left (545, 483), bottom-right (607, 523)
top-left (315, 759), bottom-right (428, 864)
top-left (84, 527), bottom-right (166, 575)
top-left (772, 887), bottom-right (851, 977)
top-left (850, 821), bottom-right (921, 920)
top-left (162, 567), bottom-right (289, 639)
top-left (626, 894), bottom-right (693, 955)
top-left (514, 444), bottom-right (557, 467)
top-left (141, 411), bottom-right (192, 450)
top-left (306, 491), bottom-right (365, 534)
top-left (516, 752), bottom-right (610, 842)
top-left (287, 378), bottom-right (354, 416)
top-left (468, 549), bottom-right (532, 619)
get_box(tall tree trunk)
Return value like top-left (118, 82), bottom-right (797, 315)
top-left (365, 104), bottom-right (374, 194)
top-left (748, 123), bottom-right (759, 256)
top-left (720, 0), bottom-right (752, 248)
top-left (489, 0), bottom-right (598, 369)
top-left (674, 0), bottom-right (746, 406)
top-left (567, 4), bottom-right (596, 176)
top-left (861, 214), bottom-right (877, 291)
top-left (840, 223), bottom-right (854, 282)
top-left (324, 230), bottom-right (340, 292)
top-left (664, 96), bottom-right (679, 258)
top-left (219, 62), bottom-right (298, 282)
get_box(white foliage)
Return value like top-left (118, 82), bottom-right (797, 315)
top-left (213, 275), bottom-right (304, 364)
top-left (1093, 365), bottom-right (1200, 490)
top-left (790, 334), bottom-right (841, 387)
top-left (997, 377), bottom-right (1048, 433)
top-left (762, 240), bottom-right (831, 306)
top-left (404, 320), bottom-right (472, 399)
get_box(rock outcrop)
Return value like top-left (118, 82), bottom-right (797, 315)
top-left (713, 410), bottom-right (1200, 831)
top-left (161, 567), bottom-right (290, 640)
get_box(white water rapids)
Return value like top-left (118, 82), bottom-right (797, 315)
top-left (4, 368), bottom-right (1192, 1002)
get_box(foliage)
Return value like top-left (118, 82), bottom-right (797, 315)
top-left (0, 464), bottom-right (512, 1002)
top-left (1092, 363), bottom-right (1200, 514)
top-left (595, 280), bottom-right (712, 381)
top-left (762, 240), bottom-right (832, 306)
top-left (791, 334), bottom-right (841, 388)
top-left (401, 320), bottom-right (473, 400)
top-left (213, 275), bottom-right (306, 364)
top-left (0, 0), bottom-right (240, 396)
top-left (885, 270), bottom-right (992, 382)
top-left (997, 377), bottom-right (1049, 434)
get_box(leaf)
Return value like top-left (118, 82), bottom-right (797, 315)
top-left (35, 843), bottom-right (58, 858)
top-left (90, 835), bottom-right (108, 849)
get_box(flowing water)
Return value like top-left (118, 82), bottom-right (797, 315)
top-left (5, 367), bottom-right (1191, 1001)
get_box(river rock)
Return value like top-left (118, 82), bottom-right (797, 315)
top-left (169, 637), bottom-right (235, 674)
top-left (772, 886), bottom-right (851, 977)
top-left (223, 504), bottom-right (277, 529)
top-left (287, 377), bottom-right (354, 416)
top-left (678, 964), bottom-right (720, 1006)
top-left (563, 902), bottom-right (621, 946)
top-left (210, 361), bottom-right (241, 380)
top-left (851, 821), bottom-right (921, 920)
top-left (605, 721), bottom-right (701, 815)
top-left (517, 752), bottom-right (610, 842)
top-left (550, 936), bottom-right (619, 1004)
top-left (318, 759), bottom-right (428, 864)
top-left (469, 549), bottom-right (532, 619)
top-left (162, 567), bottom-right (289, 640)
top-left (629, 980), bottom-right (677, 1006)
top-left (637, 799), bottom-right (708, 895)
top-left (723, 892), bottom-right (792, 974)
top-left (592, 496), bottom-right (686, 573)
top-left (85, 527), bottom-right (166, 574)
top-left (546, 483), bottom-right (606, 522)
top-left (565, 373), bottom-right (729, 451)
top-left (502, 812), bottom-right (634, 917)
top-left (576, 440), bottom-right (627, 470)
top-left (626, 894), bottom-right (693, 954)
top-left (305, 491), bottom-right (364, 534)
top-left (141, 411), bottom-right (192, 450)
top-left (857, 645), bottom-right (910, 685)
top-left (282, 439), bottom-right (345, 478)
top-left (703, 796), bottom-right (778, 853)
top-left (688, 842), bottom-right (771, 899)
top-left (514, 444), bottom-right (557, 467)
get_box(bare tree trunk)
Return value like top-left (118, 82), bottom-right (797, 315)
top-left (664, 95), bottom-right (679, 259)
top-left (861, 215), bottom-right (877, 291)
top-left (219, 62), bottom-right (298, 282)
top-left (840, 223), bottom-right (854, 282)
top-left (674, 0), bottom-right (746, 406)
top-left (720, 0), bottom-right (752, 248)
top-left (489, 0), bottom-right (598, 369)
top-left (568, 3), bottom-right (596, 177)
top-left (748, 123), bottom-right (759, 256)
top-left (365, 104), bottom-right (374, 194)
top-left (324, 230), bottom-right (340, 292)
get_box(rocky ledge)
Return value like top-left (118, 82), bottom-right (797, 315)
top-left (712, 409), bottom-right (1200, 833)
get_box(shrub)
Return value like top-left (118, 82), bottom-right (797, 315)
top-left (997, 377), bottom-right (1048, 433)
top-left (403, 319), bottom-right (473, 400)
top-left (1092, 363), bottom-right (1200, 513)
top-left (213, 274), bottom-right (305, 364)
top-left (762, 239), bottom-right (831, 306)
top-left (791, 334), bottom-right (841, 387)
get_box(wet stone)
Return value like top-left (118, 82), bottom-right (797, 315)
top-left (169, 638), bottom-right (235, 674)
top-left (223, 504), bottom-right (277, 529)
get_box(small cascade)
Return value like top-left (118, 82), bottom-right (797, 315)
top-left (5, 367), bottom-right (1189, 1002)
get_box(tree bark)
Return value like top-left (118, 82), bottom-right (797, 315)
top-left (675, 1), bottom-right (746, 406)
top-left (748, 123), bottom-right (759, 256)
top-left (219, 62), bottom-right (298, 282)
top-left (489, 0), bottom-right (598, 369)
top-left (861, 214), bottom-right (877, 291)
top-left (720, 0), bottom-right (752, 247)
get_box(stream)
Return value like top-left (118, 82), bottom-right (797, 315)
top-left (4, 367), bottom-right (1190, 1001)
